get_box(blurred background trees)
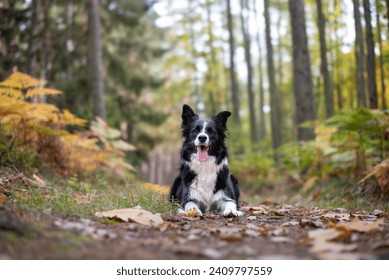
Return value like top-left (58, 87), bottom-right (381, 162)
top-left (0, 0), bottom-right (388, 200)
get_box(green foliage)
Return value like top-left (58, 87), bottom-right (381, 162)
top-left (231, 153), bottom-right (274, 190)
top-left (279, 141), bottom-right (324, 177)
top-left (326, 109), bottom-right (389, 174)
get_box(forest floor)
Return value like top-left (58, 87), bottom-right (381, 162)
top-left (1, 201), bottom-right (389, 260)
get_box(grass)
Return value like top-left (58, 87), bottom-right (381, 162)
top-left (8, 173), bottom-right (178, 218)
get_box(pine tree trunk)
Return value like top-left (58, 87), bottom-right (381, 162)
top-left (88, 0), bottom-right (106, 120)
top-left (226, 0), bottom-right (241, 124)
top-left (188, 1), bottom-right (200, 107)
top-left (43, 0), bottom-right (53, 84)
top-left (289, 0), bottom-right (316, 141)
top-left (352, 0), bottom-right (367, 108)
top-left (240, 0), bottom-right (258, 143)
top-left (316, 0), bottom-right (334, 118)
top-left (27, 0), bottom-right (40, 78)
top-left (206, 0), bottom-right (217, 116)
top-left (264, 0), bottom-right (283, 154)
top-left (334, 0), bottom-right (343, 110)
top-left (253, 0), bottom-right (266, 140)
top-left (65, 0), bottom-right (73, 82)
top-left (376, 0), bottom-right (387, 109)
top-left (363, 0), bottom-right (378, 109)
top-left (386, 0), bottom-right (389, 35)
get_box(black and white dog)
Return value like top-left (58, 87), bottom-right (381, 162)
top-left (170, 104), bottom-right (242, 217)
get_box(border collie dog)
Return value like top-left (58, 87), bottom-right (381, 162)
top-left (170, 104), bottom-right (242, 217)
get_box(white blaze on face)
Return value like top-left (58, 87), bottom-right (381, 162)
top-left (194, 122), bottom-right (209, 162)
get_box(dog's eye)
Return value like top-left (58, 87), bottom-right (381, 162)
top-left (207, 128), bottom-right (215, 134)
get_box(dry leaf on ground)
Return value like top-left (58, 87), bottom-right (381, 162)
top-left (308, 228), bottom-right (358, 256)
top-left (323, 212), bottom-right (351, 221)
top-left (95, 208), bottom-right (163, 226)
top-left (334, 219), bottom-right (383, 233)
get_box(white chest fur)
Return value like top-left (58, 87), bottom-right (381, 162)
top-left (186, 154), bottom-right (227, 209)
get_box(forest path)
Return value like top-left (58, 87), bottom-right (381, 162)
top-left (1, 204), bottom-right (389, 260)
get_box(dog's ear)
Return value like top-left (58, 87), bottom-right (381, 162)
top-left (212, 111), bottom-right (231, 127)
top-left (182, 104), bottom-right (199, 125)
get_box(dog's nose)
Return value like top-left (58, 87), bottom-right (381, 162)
top-left (198, 135), bottom-right (207, 143)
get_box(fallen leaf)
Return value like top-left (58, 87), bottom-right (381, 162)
top-left (334, 219), bottom-right (383, 233)
top-left (269, 209), bottom-right (285, 216)
top-left (32, 174), bottom-right (46, 188)
top-left (241, 205), bottom-right (268, 215)
top-left (372, 209), bottom-right (384, 217)
top-left (271, 236), bottom-right (293, 243)
top-left (95, 208), bottom-right (163, 226)
top-left (0, 196), bottom-right (7, 203)
top-left (213, 227), bottom-right (244, 241)
top-left (375, 160), bottom-right (389, 194)
top-left (323, 212), bottom-right (351, 221)
top-left (261, 200), bottom-right (274, 206)
top-left (303, 176), bottom-right (318, 191)
top-left (308, 228), bottom-right (358, 255)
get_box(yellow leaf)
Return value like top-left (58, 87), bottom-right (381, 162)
top-left (0, 87), bottom-right (22, 98)
top-left (0, 95), bottom-right (28, 117)
top-left (62, 109), bottom-right (87, 126)
top-left (26, 103), bottom-right (60, 123)
top-left (0, 72), bottom-right (45, 89)
top-left (26, 88), bottom-right (62, 98)
top-left (142, 182), bottom-right (170, 195)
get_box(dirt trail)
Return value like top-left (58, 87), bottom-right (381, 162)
top-left (1, 204), bottom-right (389, 260)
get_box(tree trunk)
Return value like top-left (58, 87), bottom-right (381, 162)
top-left (43, 0), bottom-right (53, 84)
top-left (288, 0), bottom-right (316, 141)
top-left (65, 0), bottom-right (73, 82)
top-left (386, 0), bottom-right (389, 35)
top-left (376, 0), bottom-right (387, 109)
top-left (205, 0), bottom-right (217, 116)
top-left (264, 0), bottom-right (283, 154)
top-left (88, 0), bottom-right (106, 120)
top-left (27, 0), bottom-right (40, 78)
top-left (240, 0), bottom-right (258, 143)
top-left (188, 1), bottom-right (201, 109)
top-left (253, 0), bottom-right (266, 140)
top-left (226, 0), bottom-right (241, 124)
top-left (363, 0), bottom-right (378, 109)
top-left (316, 0), bottom-right (334, 118)
top-left (333, 0), bottom-right (343, 110)
top-left (352, 0), bottom-right (367, 108)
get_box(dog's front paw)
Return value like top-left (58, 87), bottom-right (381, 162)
top-left (181, 202), bottom-right (203, 217)
top-left (222, 203), bottom-right (243, 217)
top-left (183, 207), bottom-right (203, 217)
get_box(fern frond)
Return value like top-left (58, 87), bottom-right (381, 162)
top-left (0, 95), bottom-right (28, 117)
top-left (0, 72), bottom-right (45, 89)
top-left (0, 87), bottom-right (22, 99)
top-left (26, 88), bottom-right (62, 98)
top-left (26, 103), bottom-right (60, 123)
top-left (62, 109), bottom-right (87, 126)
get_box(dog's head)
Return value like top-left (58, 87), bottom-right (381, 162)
top-left (181, 104), bottom-right (231, 162)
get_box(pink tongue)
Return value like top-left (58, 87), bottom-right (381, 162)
top-left (197, 148), bottom-right (209, 161)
